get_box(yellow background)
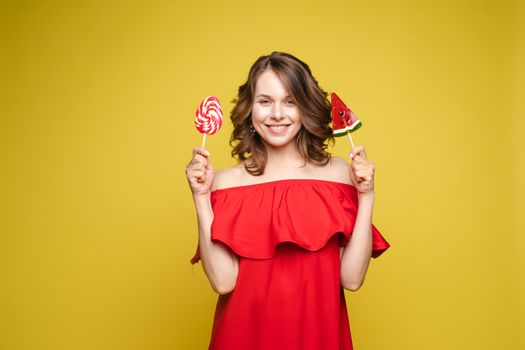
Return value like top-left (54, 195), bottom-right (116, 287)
top-left (1, 0), bottom-right (524, 349)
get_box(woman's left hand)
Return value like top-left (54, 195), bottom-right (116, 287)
top-left (349, 145), bottom-right (375, 196)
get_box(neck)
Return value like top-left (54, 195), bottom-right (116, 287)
top-left (264, 141), bottom-right (304, 168)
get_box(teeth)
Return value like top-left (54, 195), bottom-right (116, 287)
top-left (268, 125), bottom-right (288, 132)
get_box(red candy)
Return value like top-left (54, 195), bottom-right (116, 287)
top-left (331, 92), bottom-right (362, 137)
top-left (195, 96), bottom-right (223, 135)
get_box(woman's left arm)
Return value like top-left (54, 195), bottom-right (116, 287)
top-left (340, 145), bottom-right (375, 291)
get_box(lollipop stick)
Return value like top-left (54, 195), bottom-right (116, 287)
top-left (201, 133), bottom-right (207, 148)
top-left (346, 131), bottom-right (355, 149)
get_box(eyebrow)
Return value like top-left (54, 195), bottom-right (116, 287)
top-left (255, 94), bottom-right (292, 99)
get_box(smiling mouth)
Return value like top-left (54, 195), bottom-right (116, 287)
top-left (266, 124), bottom-right (290, 132)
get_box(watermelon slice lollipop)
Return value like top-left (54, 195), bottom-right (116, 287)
top-left (331, 92), bottom-right (362, 148)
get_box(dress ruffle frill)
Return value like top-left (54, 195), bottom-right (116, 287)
top-left (190, 179), bottom-right (390, 264)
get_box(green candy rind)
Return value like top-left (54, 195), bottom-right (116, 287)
top-left (333, 120), bottom-right (362, 136)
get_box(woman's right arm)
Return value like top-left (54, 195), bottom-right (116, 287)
top-left (186, 147), bottom-right (239, 295)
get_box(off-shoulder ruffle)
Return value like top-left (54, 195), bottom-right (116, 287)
top-left (190, 179), bottom-right (390, 264)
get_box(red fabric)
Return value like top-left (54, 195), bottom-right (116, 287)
top-left (190, 179), bottom-right (390, 349)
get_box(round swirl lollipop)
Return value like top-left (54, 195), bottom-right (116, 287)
top-left (195, 96), bottom-right (223, 147)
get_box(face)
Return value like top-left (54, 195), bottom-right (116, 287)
top-left (251, 69), bottom-right (303, 150)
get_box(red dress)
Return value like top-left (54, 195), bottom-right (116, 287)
top-left (190, 179), bottom-right (390, 350)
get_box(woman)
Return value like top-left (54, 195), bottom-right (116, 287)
top-left (186, 51), bottom-right (390, 350)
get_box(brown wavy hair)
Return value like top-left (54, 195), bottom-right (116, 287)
top-left (230, 51), bottom-right (334, 176)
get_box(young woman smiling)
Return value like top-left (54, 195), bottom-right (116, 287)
top-left (186, 51), bottom-right (390, 350)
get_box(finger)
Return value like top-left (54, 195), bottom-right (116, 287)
top-left (351, 158), bottom-right (371, 169)
top-left (189, 155), bottom-right (209, 171)
top-left (352, 165), bottom-right (365, 174)
top-left (355, 170), bottom-right (367, 178)
top-left (360, 145), bottom-right (367, 157)
top-left (188, 157), bottom-right (206, 168)
top-left (192, 153), bottom-right (208, 166)
top-left (351, 145), bottom-right (367, 158)
top-left (355, 168), bottom-right (373, 178)
top-left (351, 155), bottom-right (365, 164)
top-left (187, 165), bottom-right (206, 177)
top-left (360, 172), bottom-right (373, 181)
top-left (189, 176), bottom-right (203, 185)
top-left (189, 168), bottom-right (206, 179)
top-left (192, 147), bottom-right (210, 158)
top-left (354, 163), bottom-right (373, 173)
top-left (357, 173), bottom-right (373, 181)
top-left (349, 145), bottom-right (361, 159)
top-left (206, 160), bottom-right (214, 172)
top-left (356, 177), bottom-right (372, 184)
top-left (191, 169), bottom-right (205, 177)
top-left (351, 145), bottom-right (363, 155)
top-left (193, 173), bottom-right (206, 183)
top-left (352, 156), bottom-right (374, 168)
top-left (188, 169), bottom-right (205, 179)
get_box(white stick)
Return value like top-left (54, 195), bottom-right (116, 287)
top-left (201, 133), bottom-right (207, 148)
top-left (346, 131), bottom-right (355, 149)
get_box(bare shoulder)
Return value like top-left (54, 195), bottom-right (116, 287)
top-left (329, 156), bottom-right (351, 170)
top-left (211, 163), bottom-right (246, 191)
top-left (318, 156), bottom-right (352, 184)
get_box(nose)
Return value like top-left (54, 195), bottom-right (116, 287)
top-left (271, 103), bottom-right (284, 120)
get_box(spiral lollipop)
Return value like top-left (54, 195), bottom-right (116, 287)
top-left (195, 96), bottom-right (223, 147)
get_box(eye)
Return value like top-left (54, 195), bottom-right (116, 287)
top-left (258, 100), bottom-right (270, 105)
top-left (286, 99), bottom-right (295, 105)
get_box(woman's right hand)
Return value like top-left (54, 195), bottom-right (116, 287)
top-left (186, 147), bottom-right (214, 197)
